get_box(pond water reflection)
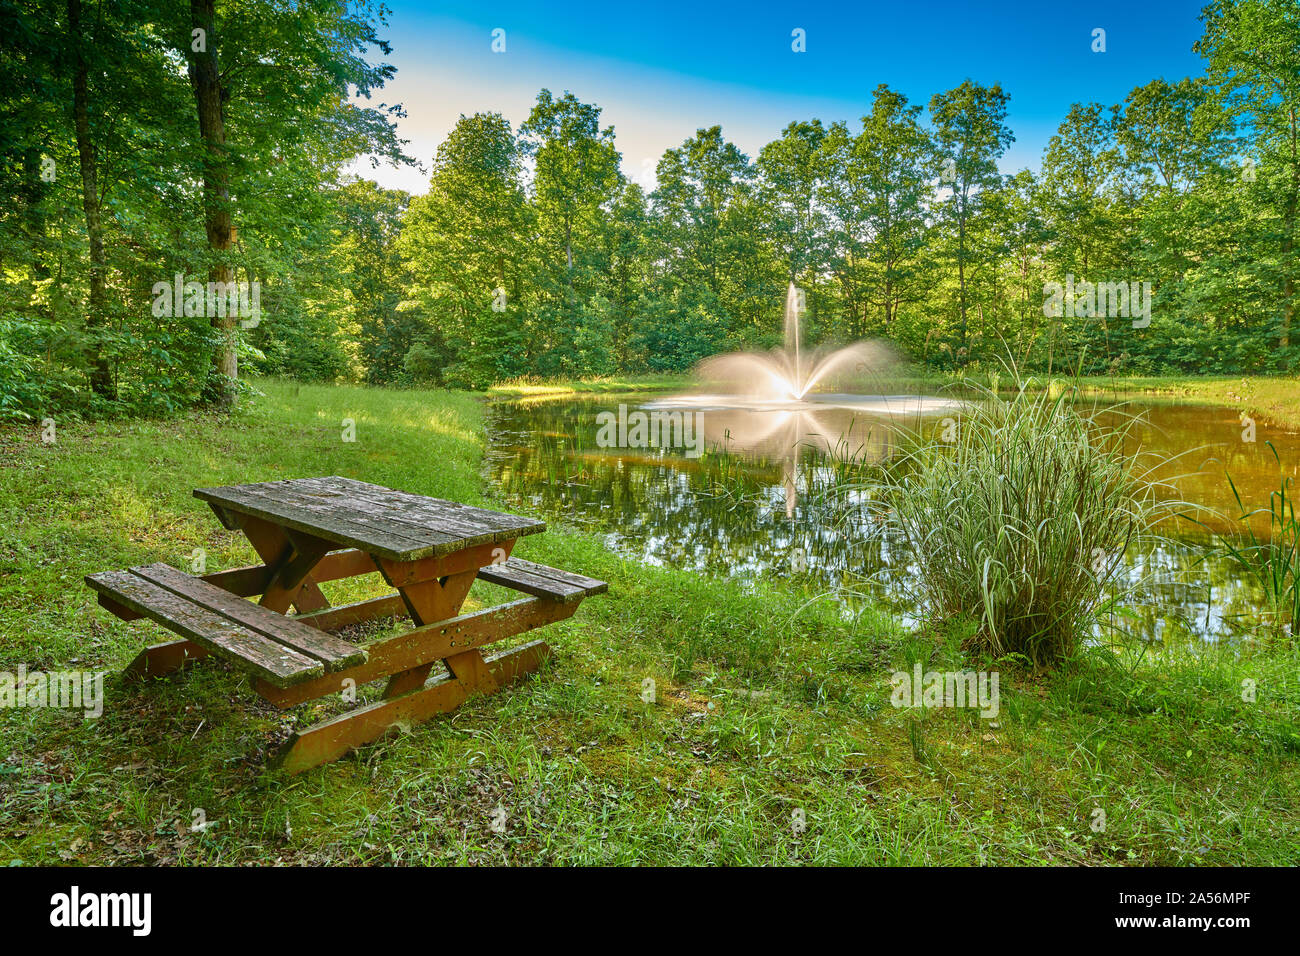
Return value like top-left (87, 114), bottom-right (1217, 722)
top-left (485, 392), bottom-right (1300, 644)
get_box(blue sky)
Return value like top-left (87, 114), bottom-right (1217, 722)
top-left (351, 0), bottom-right (1209, 194)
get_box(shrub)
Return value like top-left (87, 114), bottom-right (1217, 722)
top-left (403, 341), bottom-right (445, 384)
top-left (883, 381), bottom-right (1160, 668)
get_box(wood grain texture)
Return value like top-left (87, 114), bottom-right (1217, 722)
top-left (129, 563), bottom-right (364, 670)
top-left (476, 557), bottom-right (608, 604)
top-left (253, 596), bottom-right (576, 708)
top-left (194, 477), bottom-right (544, 560)
top-left (198, 550), bottom-right (381, 599)
top-left (238, 515), bottom-right (329, 614)
top-left (272, 640), bottom-right (552, 774)
top-left (85, 568), bottom-right (323, 687)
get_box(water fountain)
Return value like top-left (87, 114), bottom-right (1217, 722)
top-left (652, 283), bottom-right (961, 413)
top-left (646, 283), bottom-right (963, 515)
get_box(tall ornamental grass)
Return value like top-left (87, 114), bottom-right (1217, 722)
top-left (884, 382), bottom-right (1161, 668)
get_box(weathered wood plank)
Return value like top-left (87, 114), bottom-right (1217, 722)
top-left (276, 480), bottom-right (502, 550)
top-left (271, 640), bottom-right (552, 774)
top-left (314, 548), bottom-right (379, 582)
top-left (235, 483), bottom-right (436, 556)
top-left (392, 567), bottom-right (478, 628)
top-left (272, 480), bottom-right (515, 558)
top-left (307, 476), bottom-right (544, 541)
top-left (238, 515), bottom-right (330, 615)
top-left (376, 541), bottom-right (506, 589)
top-left (476, 563), bottom-right (586, 603)
top-left (195, 478), bottom-right (544, 560)
top-left (194, 483), bottom-right (436, 559)
top-left (442, 648), bottom-right (498, 693)
top-left (496, 556), bottom-right (608, 594)
top-left (129, 563), bottom-right (365, 671)
top-left (200, 551), bottom-right (378, 598)
top-left (253, 596), bottom-right (575, 708)
top-left (476, 558), bottom-right (607, 604)
top-left (201, 564), bottom-right (274, 597)
top-left (85, 569), bottom-right (323, 687)
top-left (309, 475), bottom-right (541, 532)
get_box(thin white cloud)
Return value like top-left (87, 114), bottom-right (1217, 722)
top-left (347, 23), bottom-right (1072, 195)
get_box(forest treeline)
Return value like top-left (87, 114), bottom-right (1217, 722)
top-left (1, 0), bottom-right (1297, 418)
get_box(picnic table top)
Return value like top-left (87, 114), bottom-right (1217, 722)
top-left (194, 476), bottom-right (545, 561)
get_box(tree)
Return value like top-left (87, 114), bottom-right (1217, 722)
top-left (399, 113), bottom-right (532, 387)
top-left (594, 181), bottom-right (653, 368)
top-left (929, 80), bottom-right (1014, 360)
top-left (820, 85), bottom-right (933, 337)
top-left (179, 0), bottom-right (410, 405)
top-left (519, 90), bottom-right (621, 278)
top-left (65, 0), bottom-right (113, 397)
top-left (1196, 0), bottom-right (1300, 352)
top-left (335, 181), bottom-right (412, 383)
top-left (756, 120), bottom-right (828, 287)
top-left (1040, 103), bottom-right (1121, 277)
top-left (185, 0), bottom-right (235, 403)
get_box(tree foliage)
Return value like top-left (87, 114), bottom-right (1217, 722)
top-left (3, 1), bottom-right (1297, 421)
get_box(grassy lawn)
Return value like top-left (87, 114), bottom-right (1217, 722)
top-left (487, 373), bottom-right (689, 399)
top-left (1, 378), bottom-right (1297, 865)
top-left (1072, 375), bottom-right (1300, 430)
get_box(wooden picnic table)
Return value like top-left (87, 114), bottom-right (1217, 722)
top-left (86, 476), bottom-right (605, 773)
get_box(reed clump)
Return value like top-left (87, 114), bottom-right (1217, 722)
top-left (885, 381), bottom-right (1159, 667)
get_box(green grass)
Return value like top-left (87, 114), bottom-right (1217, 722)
top-left (1070, 374), bottom-right (1300, 429)
top-left (487, 373), bottom-right (689, 399)
top-left (0, 377), bottom-right (1297, 865)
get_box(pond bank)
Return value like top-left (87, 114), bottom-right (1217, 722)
top-left (1073, 376), bottom-right (1300, 430)
top-left (486, 372), bottom-right (1300, 430)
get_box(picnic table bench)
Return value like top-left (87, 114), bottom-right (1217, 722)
top-left (85, 476), bottom-right (605, 773)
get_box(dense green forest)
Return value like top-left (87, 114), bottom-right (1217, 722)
top-left (1, 0), bottom-right (1297, 418)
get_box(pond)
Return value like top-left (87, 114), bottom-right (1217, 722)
top-left (484, 390), bottom-right (1300, 645)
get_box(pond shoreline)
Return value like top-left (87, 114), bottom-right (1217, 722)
top-left (487, 373), bottom-right (1300, 430)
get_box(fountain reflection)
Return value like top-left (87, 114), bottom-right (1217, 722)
top-left (646, 282), bottom-right (961, 514)
top-left (645, 398), bottom-right (923, 517)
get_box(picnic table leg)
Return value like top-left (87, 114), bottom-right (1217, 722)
top-left (239, 517), bottom-right (331, 614)
top-left (376, 537), bottom-right (519, 695)
top-left (442, 648), bottom-right (500, 694)
top-left (381, 567), bottom-right (479, 696)
top-left (272, 541), bottom-right (563, 773)
top-left (272, 640), bottom-right (552, 775)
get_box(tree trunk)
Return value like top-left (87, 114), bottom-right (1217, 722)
top-left (188, 0), bottom-right (237, 406)
top-left (68, 0), bottom-right (115, 399)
